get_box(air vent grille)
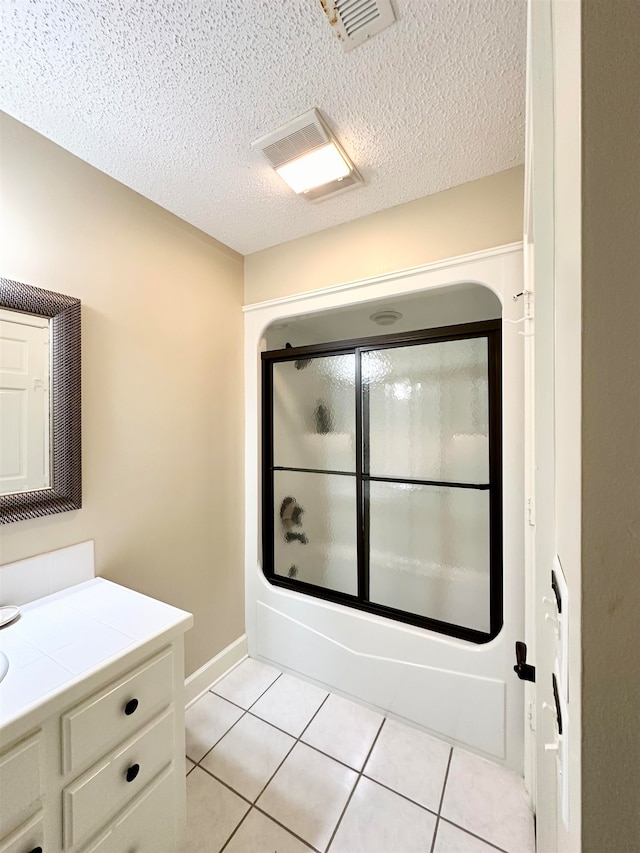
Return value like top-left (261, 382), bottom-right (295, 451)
top-left (262, 123), bottom-right (327, 169)
top-left (321, 0), bottom-right (396, 51)
top-left (339, 0), bottom-right (380, 37)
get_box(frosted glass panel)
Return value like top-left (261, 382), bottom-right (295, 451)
top-left (273, 470), bottom-right (357, 595)
top-left (273, 354), bottom-right (355, 472)
top-left (364, 338), bottom-right (489, 483)
top-left (369, 482), bottom-right (490, 632)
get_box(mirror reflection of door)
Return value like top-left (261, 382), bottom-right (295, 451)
top-left (0, 309), bottom-right (51, 494)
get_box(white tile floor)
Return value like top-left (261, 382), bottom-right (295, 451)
top-left (182, 658), bottom-right (535, 853)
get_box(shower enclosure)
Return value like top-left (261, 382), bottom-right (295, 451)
top-left (262, 321), bottom-right (502, 643)
top-left (244, 247), bottom-right (525, 772)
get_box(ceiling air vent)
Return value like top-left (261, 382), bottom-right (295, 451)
top-left (260, 119), bottom-right (327, 170)
top-left (321, 0), bottom-right (397, 51)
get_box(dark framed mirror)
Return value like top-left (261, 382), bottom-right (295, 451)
top-left (0, 277), bottom-right (81, 523)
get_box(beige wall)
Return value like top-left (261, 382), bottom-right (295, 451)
top-left (0, 114), bottom-right (245, 677)
top-left (580, 0), bottom-right (640, 849)
top-left (244, 166), bottom-right (524, 304)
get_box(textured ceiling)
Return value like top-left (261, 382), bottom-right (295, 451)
top-left (1, 1), bottom-right (526, 255)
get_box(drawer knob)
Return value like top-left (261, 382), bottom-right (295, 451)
top-left (124, 698), bottom-right (139, 716)
top-left (125, 763), bottom-right (140, 783)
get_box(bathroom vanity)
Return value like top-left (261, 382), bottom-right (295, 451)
top-left (0, 576), bottom-right (192, 853)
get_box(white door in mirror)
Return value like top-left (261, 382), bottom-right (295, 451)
top-left (0, 310), bottom-right (51, 495)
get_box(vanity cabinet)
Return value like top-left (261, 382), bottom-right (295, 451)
top-left (1, 646), bottom-right (184, 853)
top-left (60, 649), bottom-right (174, 776)
top-left (0, 812), bottom-right (44, 853)
top-left (0, 732), bottom-right (43, 843)
top-left (0, 579), bottom-right (192, 853)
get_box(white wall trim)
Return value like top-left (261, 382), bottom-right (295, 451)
top-left (243, 241), bottom-right (524, 312)
top-left (184, 634), bottom-right (248, 707)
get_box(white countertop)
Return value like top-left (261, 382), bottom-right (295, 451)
top-left (0, 578), bottom-right (193, 728)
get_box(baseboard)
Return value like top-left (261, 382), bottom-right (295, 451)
top-left (184, 634), bottom-right (248, 707)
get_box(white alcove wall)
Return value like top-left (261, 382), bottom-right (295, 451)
top-left (244, 243), bottom-right (525, 772)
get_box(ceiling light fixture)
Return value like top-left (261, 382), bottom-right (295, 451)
top-left (252, 109), bottom-right (363, 202)
top-left (276, 142), bottom-right (351, 194)
top-left (370, 310), bottom-right (403, 326)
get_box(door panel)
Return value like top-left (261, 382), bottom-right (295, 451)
top-left (369, 481), bottom-right (491, 631)
top-left (0, 313), bottom-right (49, 493)
top-left (364, 338), bottom-right (489, 484)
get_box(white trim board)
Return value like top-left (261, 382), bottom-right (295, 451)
top-left (243, 242), bottom-right (524, 312)
top-left (184, 634), bottom-right (248, 707)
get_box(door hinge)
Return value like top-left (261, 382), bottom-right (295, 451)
top-left (527, 496), bottom-right (535, 527)
top-left (527, 699), bottom-right (536, 732)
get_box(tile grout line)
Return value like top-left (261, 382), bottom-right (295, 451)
top-left (198, 763), bottom-right (254, 806)
top-left (200, 687), bottom-right (378, 781)
top-left (189, 710), bottom-right (247, 767)
top-left (198, 743), bottom-right (511, 853)
top-left (429, 746), bottom-right (453, 853)
top-left (217, 806), bottom-right (252, 853)
top-left (203, 687), bottom-right (332, 853)
top-left (437, 817), bottom-right (513, 853)
top-left (198, 693), bottom-right (378, 816)
top-left (430, 751), bottom-right (515, 853)
top-left (209, 691), bottom-right (249, 711)
top-left (302, 735), bottom-right (376, 774)
top-left (251, 709), bottom-right (377, 775)
top-left (252, 804), bottom-right (321, 852)
top-left (325, 717), bottom-right (387, 852)
top-left (247, 671), bottom-right (285, 710)
top-left (201, 773), bottom-right (314, 853)
top-left (196, 770), bottom-right (317, 851)
top-left (192, 667), bottom-right (518, 853)
top-left (192, 690), bottom-right (442, 849)
top-left (210, 669), bottom-right (283, 712)
top-left (191, 672), bottom-right (284, 765)
top-left (359, 772), bottom-right (440, 818)
top-left (437, 748), bottom-right (453, 816)
top-left (252, 692), bottom-right (331, 806)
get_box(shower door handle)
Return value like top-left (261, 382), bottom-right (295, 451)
top-left (514, 641), bottom-right (536, 682)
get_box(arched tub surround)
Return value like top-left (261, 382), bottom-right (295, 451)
top-left (244, 243), bottom-right (525, 772)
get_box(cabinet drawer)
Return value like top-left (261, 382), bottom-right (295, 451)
top-left (0, 811), bottom-right (43, 853)
top-left (63, 709), bottom-right (174, 850)
top-left (85, 766), bottom-right (177, 853)
top-left (0, 733), bottom-right (42, 839)
top-left (62, 647), bottom-right (173, 774)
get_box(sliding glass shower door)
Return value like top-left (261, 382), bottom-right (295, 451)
top-left (271, 353), bottom-right (358, 595)
top-left (262, 320), bottom-right (502, 643)
top-left (364, 337), bottom-right (493, 634)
